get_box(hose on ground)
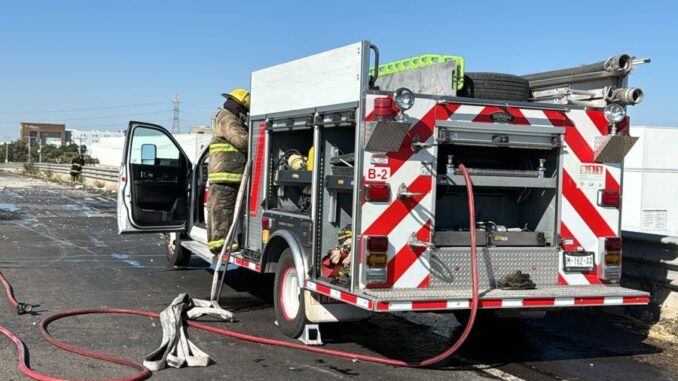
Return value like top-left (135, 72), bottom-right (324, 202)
top-left (0, 164), bottom-right (478, 379)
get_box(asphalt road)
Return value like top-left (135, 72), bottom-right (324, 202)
top-left (0, 171), bottom-right (675, 381)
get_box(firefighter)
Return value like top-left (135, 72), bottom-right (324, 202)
top-left (207, 89), bottom-right (250, 254)
top-left (70, 154), bottom-right (85, 183)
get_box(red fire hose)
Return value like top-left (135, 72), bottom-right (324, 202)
top-left (0, 164), bottom-right (478, 380)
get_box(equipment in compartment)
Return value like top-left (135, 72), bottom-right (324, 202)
top-left (275, 149), bottom-right (312, 212)
top-left (435, 119), bottom-right (564, 248)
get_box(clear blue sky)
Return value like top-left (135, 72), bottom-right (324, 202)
top-left (0, 1), bottom-right (675, 140)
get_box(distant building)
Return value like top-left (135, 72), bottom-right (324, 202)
top-left (20, 123), bottom-right (66, 147)
top-left (189, 125), bottom-right (211, 134)
top-left (623, 126), bottom-right (678, 236)
top-left (67, 129), bottom-right (125, 151)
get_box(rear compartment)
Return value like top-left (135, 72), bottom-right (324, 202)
top-left (431, 116), bottom-right (563, 290)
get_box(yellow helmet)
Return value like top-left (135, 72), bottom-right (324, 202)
top-left (222, 88), bottom-right (250, 110)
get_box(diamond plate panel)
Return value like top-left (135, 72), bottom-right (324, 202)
top-left (428, 247), bottom-right (559, 288)
top-left (593, 135), bottom-right (638, 163)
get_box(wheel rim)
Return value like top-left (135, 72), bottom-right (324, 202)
top-left (280, 266), bottom-right (300, 321)
top-left (167, 233), bottom-right (177, 257)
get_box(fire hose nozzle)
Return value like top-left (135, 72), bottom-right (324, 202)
top-left (609, 87), bottom-right (644, 105)
top-left (16, 302), bottom-right (37, 315)
top-left (604, 54), bottom-right (633, 73)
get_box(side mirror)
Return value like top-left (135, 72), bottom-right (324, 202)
top-left (140, 144), bottom-right (157, 165)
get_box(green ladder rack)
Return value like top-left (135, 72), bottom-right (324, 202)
top-left (370, 54), bottom-right (465, 90)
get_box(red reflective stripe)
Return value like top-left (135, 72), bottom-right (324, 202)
top-left (479, 299), bottom-right (502, 308)
top-left (582, 264), bottom-right (603, 284)
top-left (605, 170), bottom-right (620, 191)
top-left (387, 103), bottom-right (458, 175)
top-left (362, 176), bottom-right (431, 236)
top-left (544, 110), bottom-right (593, 162)
top-left (623, 296), bottom-right (650, 304)
top-left (574, 297), bottom-right (605, 305)
top-left (249, 123), bottom-right (267, 217)
top-left (387, 220), bottom-right (431, 287)
top-left (376, 301), bottom-right (390, 311)
top-left (411, 300), bottom-right (447, 310)
top-left (558, 273), bottom-right (569, 285)
top-left (562, 171), bottom-right (615, 237)
top-left (522, 298), bottom-right (556, 306)
top-left (315, 283), bottom-right (331, 295)
top-left (585, 109), bottom-right (610, 135)
top-left (417, 275), bottom-right (430, 288)
top-left (340, 292), bottom-right (357, 304)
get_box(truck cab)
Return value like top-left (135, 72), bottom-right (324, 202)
top-left (118, 41), bottom-right (650, 342)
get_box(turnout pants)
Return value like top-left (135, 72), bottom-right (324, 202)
top-left (207, 183), bottom-right (238, 254)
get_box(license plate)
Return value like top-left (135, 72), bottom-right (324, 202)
top-left (564, 251), bottom-right (594, 272)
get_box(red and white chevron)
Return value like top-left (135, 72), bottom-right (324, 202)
top-left (360, 96), bottom-right (620, 289)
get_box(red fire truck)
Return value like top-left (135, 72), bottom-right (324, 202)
top-left (117, 41), bottom-right (650, 343)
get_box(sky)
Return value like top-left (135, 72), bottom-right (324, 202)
top-left (0, 1), bottom-right (676, 141)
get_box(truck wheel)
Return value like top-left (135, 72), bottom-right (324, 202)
top-left (165, 232), bottom-right (191, 267)
top-left (459, 72), bottom-right (530, 102)
top-left (274, 249), bottom-right (308, 338)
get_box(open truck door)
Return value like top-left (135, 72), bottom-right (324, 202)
top-left (117, 122), bottom-right (191, 234)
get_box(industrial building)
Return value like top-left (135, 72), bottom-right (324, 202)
top-left (19, 122), bottom-right (66, 147)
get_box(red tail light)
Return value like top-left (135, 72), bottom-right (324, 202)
top-left (364, 183), bottom-right (390, 202)
top-left (262, 217), bottom-right (271, 230)
top-left (367, 236), bottom-right (388, 253)
top-left (605, 237), bottom-right (622, 252)
top-left (598, 189), bottom-right (620, 208)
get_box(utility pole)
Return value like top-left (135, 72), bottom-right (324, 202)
top-left (172, 94), bottom-right (181, 134)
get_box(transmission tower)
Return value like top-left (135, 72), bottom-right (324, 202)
top-left (172, 94), bottom-right (181, 134)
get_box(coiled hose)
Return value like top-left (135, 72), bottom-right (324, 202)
top-left (0, 164), bottom-right (478, 380)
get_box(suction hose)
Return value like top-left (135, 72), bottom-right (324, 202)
top-left (0, 164), bottom-right (478, 379)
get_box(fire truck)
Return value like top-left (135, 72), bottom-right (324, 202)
top-left (117, 41), bottom-right (650, 343)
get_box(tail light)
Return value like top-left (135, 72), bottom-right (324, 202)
top-left (364, 183), bottom-right (390, 202)
top-left (262, 217), bottom-right (273, 244)
top-left (598, 189), bottom-right (620, 208)
top-left (600, 237), bottom-right (622, 281)
top-left (367, 236), bottom-right (388, 252)
top-left (364, 236), bottom-right (388, 284)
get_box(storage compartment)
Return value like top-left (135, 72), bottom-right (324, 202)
top-left (268, 128), bottom-right (314, 214)
top-left (434, 128), bottom-right (563, 247)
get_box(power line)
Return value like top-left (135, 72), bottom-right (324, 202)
top-left (0, 110), bottom-right (171, 124)
top-left (0, 102), bottom-right (170, 115)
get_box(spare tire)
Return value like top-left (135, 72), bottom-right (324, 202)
top-left (459, 72), bottom-right (530, 102)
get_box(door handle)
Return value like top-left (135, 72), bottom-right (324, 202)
top-left (408, 232), bottom-right (433, 248)
top-left (397, 183), bottom-right (425, 200)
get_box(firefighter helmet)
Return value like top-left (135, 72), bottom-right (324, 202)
top-left (222, 88), bottom-right (250, 110)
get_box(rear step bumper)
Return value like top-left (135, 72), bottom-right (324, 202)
top-left (305, 281), bottom-right (649, 312)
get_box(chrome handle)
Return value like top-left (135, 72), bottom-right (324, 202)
top-left (408, 232), bottom-right (433, 248)
top-left (397, 183), bottom-right (425, 200)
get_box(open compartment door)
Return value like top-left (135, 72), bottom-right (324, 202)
top-left (117, 122), bottom-right (191, 234)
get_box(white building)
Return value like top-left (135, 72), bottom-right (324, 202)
top-left (68, 129), bottom-right (124, 148)
top-left (622, 126), bottom-right (678, 236)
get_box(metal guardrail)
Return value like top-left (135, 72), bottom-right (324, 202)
top-left (33, 163), bottom-right (119, 182)
top-left (623, 231), bottom-right (678, 291)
